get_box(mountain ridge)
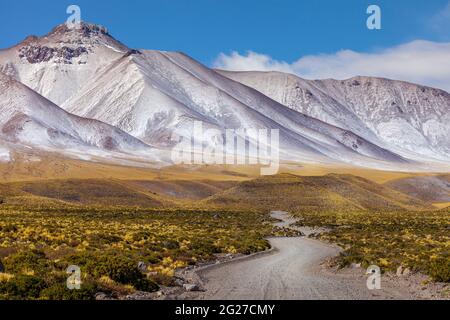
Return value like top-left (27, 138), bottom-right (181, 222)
top-left (217, 70), bottom-right (450, 163)
top-left (204, 173), bottom-right (432, 211)
top-left (0, 22), bottom-right (448, 172)
top-left (0, 71), bottom-right (158, 163)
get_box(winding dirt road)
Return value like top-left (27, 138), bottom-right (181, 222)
top-left (191, 211), bottom-right (412, 300)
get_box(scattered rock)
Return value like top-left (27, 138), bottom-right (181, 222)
top-left (95, 292), bottom-right (110, 300)
top-left (396, 266), bottom-right (411, 276)
top-left (183, 284), bottom-right (201, 292)
top-left (137, 261), bottom-right (147, 272)
top-left (124, 49), bottom-right (142, 57)
top-left (125, 291), bottom-right (155, 300)
top-left (18, 45), bottom-right (88, 64)
top-left (173, 277), bottom-right (184, 287)
top-left (350, 263), bottom-right (361, 269)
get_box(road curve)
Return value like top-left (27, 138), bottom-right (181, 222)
top-left (192, 211), bottom-right (411, 300)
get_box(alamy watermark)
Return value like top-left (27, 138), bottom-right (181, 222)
top-left (66, 4), bottom-right (81, 29)
top-left (366, 265), bottom-right (382, 290)
top-left (66, 265), bottom-right (81, 290)
top-left (171, 121), bottom-right (280, 175)
top-left (367, 5), bottom-right (381, 30)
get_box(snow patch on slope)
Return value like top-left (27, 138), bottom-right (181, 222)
top-left (218, 70), bottom-right (450, 163)
top-left (0, 72), bottom-right (158, 162)
top-left (0, 146), bottom-right (10, 162)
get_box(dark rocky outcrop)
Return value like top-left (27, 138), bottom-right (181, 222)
top-left (18, 45), bottom-right (88, 64)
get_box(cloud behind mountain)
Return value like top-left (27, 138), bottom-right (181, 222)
top-left (214, 40), bottom-right (450, 93)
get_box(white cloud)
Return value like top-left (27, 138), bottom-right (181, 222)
top-left (214, 51), bottom-right (293, 74)
top-left (214, 40), bottom-right (450, 93)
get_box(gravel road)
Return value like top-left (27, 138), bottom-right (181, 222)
top-left (192, 211), bottom-right (412, 300)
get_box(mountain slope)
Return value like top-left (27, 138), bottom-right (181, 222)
top-left (0, 23), bottom-right (129, 105)
top-left (204, 173), bottom-right (431, 211)
top-left (385, 174), bottom-right (450, 203)
top-left (0, 22), bottom-right (447, 171)
top-left (0, 72), bottom-right (153, 160)
top-left (123, 179), bottom-right (238, 200)
top-left (9, 179), bottom-right (166, 207)
top-left (58, 48), bottom-right (406, 167)
top-left (217, 70), bottom-right (450, 162)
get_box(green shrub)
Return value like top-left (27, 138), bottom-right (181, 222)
top-left (91, 255), bottom-right (143, 284)
top-left (0, 275), bottom-right (46, 299)
top-left (0, 205), bottom-right (274, 299)
top-left (162, 240), bottom-right (179, 250)
top-left (4, 250), bottom-right (52, 276)
top-left (132, 278), bottom-right (159, 292)
top-left (40, 281), bottom-right (98, 300)
top-left (429, 257), bottom-right (450, 282)
top-left (189, 239), bottom-right (221, 257)
top-left (66, 253), bottom-right (159, 292)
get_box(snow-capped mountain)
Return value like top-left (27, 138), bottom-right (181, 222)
top-left (0, 23), bottom-right (128, 106)
top-left (61, 49), bottom-right (405, 166)
top-left (0, 22), bottom-right (448, 171)
top-left (0, 72), bottom-right (153, 161)
top-left (217, 70), bottom-right (450, 162)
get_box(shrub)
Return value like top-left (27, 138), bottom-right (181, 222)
top-left (0, 224), bottom-right (17, 232)
top-left (67, 253), bottom-right (159, 292)
top-left (132, 278), bottom-right (159, 292)
top-left (4, 250), bottom-right (51, 276)
top-left (91, 255), bottom-right (142, 284)
top-left (162, 240), bottom-right (179, 250)
top-left (0, 274), bottom-right (46, 299)
top-left (40, 281), bottom-right (98, 300)
top-left (429, 257), bottom-right (450, 282)
top-left (189, 239), bottom-right (221, 257)
top-left (0, 205), bottom-right (273, 299)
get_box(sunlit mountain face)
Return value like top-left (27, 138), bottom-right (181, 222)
top-left (0, 22), bottom-right (449, 172)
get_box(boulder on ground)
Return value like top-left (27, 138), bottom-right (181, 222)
top-left (137, 261), bottom-right (147, 272)
top-left (183, 283), bottom-right (201, 292)
top-left (396, 266), bottom-right (411, 276)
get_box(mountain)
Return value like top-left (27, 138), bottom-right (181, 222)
top-left (204, 173), bottom-right (431, 211)
top-left (217, 70), bottom-right (450, 163)
top-left (0, 22), bottom-right (448, 171)
top-left (385, 174), bottom-right (450, 203)
top-left (63, 49), bottom-right (407, 166)
top-left (123, 179), bottom-right (238, 200)
top-left (4, 179), bottom-right (166, 207)
top-left (0, 72), bottom-right (154, 162)
top-left (0, 22), bottom-right (409, 169)
top-left (0, 23), bottom-right (128, 106)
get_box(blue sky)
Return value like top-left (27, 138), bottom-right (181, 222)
top-left (1, 0), bottom-right (449, 90)
top-left (0, 0), bottom-right (448, 64)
